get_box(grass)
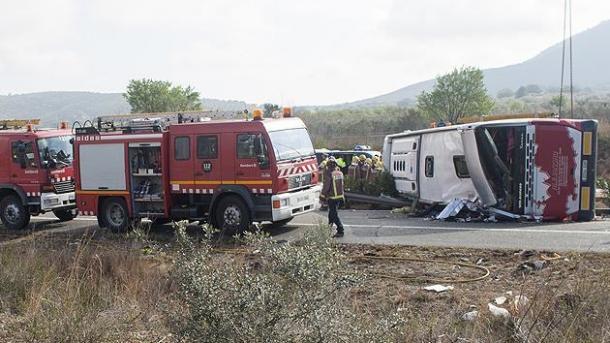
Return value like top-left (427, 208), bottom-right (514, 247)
top-left (0, 224), bottom-right (609, 342)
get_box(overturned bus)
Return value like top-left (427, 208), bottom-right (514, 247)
top-left (383, 118), bottom-right (597, 221)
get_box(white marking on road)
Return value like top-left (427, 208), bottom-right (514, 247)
top-left (290, 222), bottom-right (610, 235)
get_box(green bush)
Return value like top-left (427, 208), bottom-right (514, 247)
top-left (171, 223), bottom-right (407, 342)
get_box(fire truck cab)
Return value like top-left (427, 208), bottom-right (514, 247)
top-left (74, 113), bottom-right (321, 233)
top-left (0, 120), bottom-right (77, 230)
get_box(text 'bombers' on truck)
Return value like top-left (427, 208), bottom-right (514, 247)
top-left (74, 111), bottom-right (321, 233)
top-left (383, 118), bottom-right (598, 221)
top-left (0, 120), bottom-right (77, 230)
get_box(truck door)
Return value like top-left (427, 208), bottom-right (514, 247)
top-left (193, 134), bottom-right (222, 193)
top-left (234, 132), bottom-right (271, 193)
top-left (9, 140), bottom-right (39, 186)
top-left (169, 135), bottom-right (193, 194)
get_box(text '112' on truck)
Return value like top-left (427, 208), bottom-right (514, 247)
top-left (73, 109), bottom-right (321, 233)
top-left (383, 116), bottom-right (598, 221)
top-left (0, 119), bottom-right (77, 230)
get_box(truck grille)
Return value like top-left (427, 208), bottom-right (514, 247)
top-left (53, 180), bottom-right (75, 194)
top-left (288, 173), bottom-right (312, 189)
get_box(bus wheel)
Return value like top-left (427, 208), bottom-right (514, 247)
top-left (216, 196), bottom-right (251, 235)
top-left (102, 198), bottom-right (130, 233)
top-left (53, 209), bottom-right (77, 222)
top-left (0, 195), bottom-right (30, 230)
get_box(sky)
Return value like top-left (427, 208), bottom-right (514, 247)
top-left (1, 0), bottom-right (609, 106)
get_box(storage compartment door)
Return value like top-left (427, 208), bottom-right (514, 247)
top-left (80, 143), bottom-right (126, 190)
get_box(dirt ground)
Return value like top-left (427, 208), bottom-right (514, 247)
top-left (1, 225), bottom-right (609, 342)
top-left (3, 226), bottom-right (608, 308)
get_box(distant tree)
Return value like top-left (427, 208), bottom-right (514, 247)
top-left (549, 95), bottom-right (569, 112)
top-left (515, 84), bottom-right (543, 98)
top-left (416, 66), bottom-right (494, 123)
top-left (124, 79), bottom-right (202, 113)
top-left (497, 88), bottom-right (514, 98)
top-left (515, 86), bottom-right (528, 98)
top-left (507, 99), bottom-right (526, 113)
top-left (525, 84), bottom-right (543, 94)
top-left (262, 103), bottom-right (280, 118)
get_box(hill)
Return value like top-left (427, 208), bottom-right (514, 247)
top-left (0, 92), bottom-right (251, 125)
top-left (328, 20), bottom-right (610, 108)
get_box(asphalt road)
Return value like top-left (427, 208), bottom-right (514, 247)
top-left (10, 210), bottom-right (610, 252)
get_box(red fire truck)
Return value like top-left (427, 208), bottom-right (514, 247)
top-left (0, 120), bottom-right (77, 230)
top-left (73, 111), bottom-right (321, 233)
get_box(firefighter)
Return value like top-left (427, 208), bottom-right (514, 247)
top-left (320, 156), bottom-right (345, 237)
top-left (355, 154), bottom-right (367, 180)
top-left (363, 157), bottom-right (373, 181)
top-left (372, 155), bottom-right (383, 171)
top-left (347, 155), bottom-right (359, 179)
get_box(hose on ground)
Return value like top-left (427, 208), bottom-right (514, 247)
top-left (212, 248), bottom-right (491, 284)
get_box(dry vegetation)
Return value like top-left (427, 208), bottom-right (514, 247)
top-left (0, 224), bottom-right (609, 342)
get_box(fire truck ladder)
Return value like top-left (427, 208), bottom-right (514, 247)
top-left (74, 111), bottom-right (225, 135)
top-left (0, 119), bottom-right (41, 130)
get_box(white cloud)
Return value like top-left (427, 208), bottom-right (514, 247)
top-left (0, 0), bottom-right (609, 104)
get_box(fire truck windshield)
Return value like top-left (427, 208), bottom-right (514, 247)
top-left (268, 128), bottom-right (315, 161)
top-left (37, 135), bottom-right (73, 168)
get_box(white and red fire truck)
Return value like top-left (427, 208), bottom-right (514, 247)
top-left (73, 111), bottom-right (321, 233)
top-left (383, 116), bottom-right (598, 221)
top-left (0, 120), bottom-right (77, 230)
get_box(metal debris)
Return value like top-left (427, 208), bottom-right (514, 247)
top-left (436, 199), bottom-right (467, 220)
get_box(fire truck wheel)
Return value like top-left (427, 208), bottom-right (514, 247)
top-left (53, 209), bottom-right (77, 222)
top-left (216, 196), bottom-right (251, 235)
top-left (0, 195), bottom-right (31, 230)
top-left (101, 198), bottom-right (130, 233)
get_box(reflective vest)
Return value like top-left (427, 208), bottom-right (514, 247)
top-left (328, 170), bottom-right (345, 200)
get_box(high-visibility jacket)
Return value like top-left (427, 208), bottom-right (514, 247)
top-left (321, 169), bottom-right (345, 200)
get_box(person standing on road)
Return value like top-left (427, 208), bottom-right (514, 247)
top-left (320, 156), bottom-right (345, 237)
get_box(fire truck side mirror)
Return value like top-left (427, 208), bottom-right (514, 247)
top-left (257, 154), bottom-right (269, 169)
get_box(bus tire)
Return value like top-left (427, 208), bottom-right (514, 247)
top-left (0, 195), bottom-right (30, 230)
top-left (216, 195), bottom-right (251, 235)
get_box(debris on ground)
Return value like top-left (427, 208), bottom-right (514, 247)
top-left (488, 303), bottom-right (511, 320)
top-left (423, 284), bottom-right (454, 293)
top-left (518, 250), bottom-right (537, 259)
top-left (516, 260), bottom-right (547, 273)
top-left (427, 197), bottom-right (548, 223)
top-left (494, 296), bottom-right (507, 305)
top-left (436, 199), bottom-right (467, 220)
top-left (461, 310), bottom-right (479, 321)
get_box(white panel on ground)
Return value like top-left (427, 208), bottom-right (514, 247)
top-left (80, 143), bottom-right (126, 190)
